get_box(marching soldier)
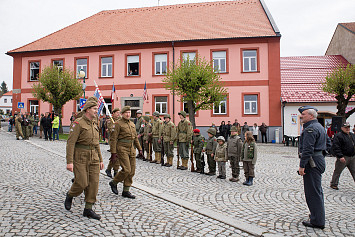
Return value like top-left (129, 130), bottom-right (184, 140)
top-left (105, 108), bottom-right (121, 178)
top-left (14, 112), bottom-right (24, 140)
top-left (142, 116), bottom-right (152, 161)
top-left (64, 96), bottom-right (104, 220)
top-left (177, 111), bottom-right (193, 170)
top-left (192, 129), bottom-right (205, 173)
top-left (151, 111), bottom-right (163, 164)
top-left (162, 114), bottom-right (177, 167)
top-left (204, 128), bottom-right (218, 175)
top-left (109, 106), bottom-right (142, 199)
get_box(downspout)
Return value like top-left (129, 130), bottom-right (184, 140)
top-left (172, 41), bottom-right (175, 124)
top-left (282, 99), bottom-right (286, 141)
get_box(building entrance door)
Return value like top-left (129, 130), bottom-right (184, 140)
top-left (121, 97), bottom-right (143, 118)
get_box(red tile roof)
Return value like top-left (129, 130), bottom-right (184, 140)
top-left (340, 22), bottom-right (355, 34)
top-left (8, 0), bottom-right (278, 54)
top-left (2, 91), bottom-right (12, 96)
top-left (281, 55), bottom-right (351, 103)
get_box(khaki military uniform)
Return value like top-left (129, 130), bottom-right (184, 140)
top-left (15, 116), bottom-right (24, 139)
top-left (205, 136), bottom-right (217, 174)
top-left (28, 115), bottom-right (34, 137)
top-left (106, 117), bottom-right (120, 173)
top-left (143, 122), bottom-right (153, 161)
top-left (66, 114), bottom-right (103, 204)
top-left (151, 118), bottom-right (163, 163)
top-left (177, 119), bottom-right (193, 168)
top-left (162, 120), bottom-right (177, 166)
top-left (227, 135), bottom-right (243, 179)
top-left (21, 116), bottom-right (30, 140)
top-left (112, 117), bottom-right (142, 188)
top-left (193, 134), bottom-right (205, 172)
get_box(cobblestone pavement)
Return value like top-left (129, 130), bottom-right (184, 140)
top-left (1, 127), bottom-right (355, 236)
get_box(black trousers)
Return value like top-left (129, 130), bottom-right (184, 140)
top-left (261, 133), bottom-right (267, 143)
top-left (44, 127), bottom-right (52, 140)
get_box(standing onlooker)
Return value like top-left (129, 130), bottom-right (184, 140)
top-left (327, 124), bottom-right (335, 140)
top-left (259, 122), bottom-right (268, 143)
top-left (32, 114), bottom-right (39, 136)
top-left (41, 112), bottom-right (52, 141)
top-left (242, 122), bottom-right (250, 141)
top-left (8, 116), bottom-right (13, 132)
top-left (52, 113), bottom-right (59, 141)
top-left (227, 126), bottom-right (243, 182)
top-left (252, 123), bottom-right (259, 142)
top-left (330, 122), bottom-right (355, 190)
top-left (233, 119), bottom-right (241, 136)
top-left (219, 121), bottom-right (227, 140)
top-left (298, 105), bottom-right (326, 229)
top-left (210, 123), bottom-right (218, 135)
top-left (242, 131), bottom-right (257, 186)
top-left (215, 136), bottom-right (228, 179)
top-left (99, 114), bottom-right (107, 142)
top-left (39, 113), bottom-right (44, 138)
top-left (226, 121), bottom-right (232, 140)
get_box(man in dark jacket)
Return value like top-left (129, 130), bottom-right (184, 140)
top-left (330, 122), bottom-right (355, 190)
top-left (41, 112), bottom-right (52, 141)
top-left (259, 122), bottom-right (268, 143)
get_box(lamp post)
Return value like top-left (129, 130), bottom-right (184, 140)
top-left (79, 69), bottom-right (86, 98)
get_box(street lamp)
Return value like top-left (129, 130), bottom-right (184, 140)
top-left (79, 69), bottom-right (86, 98)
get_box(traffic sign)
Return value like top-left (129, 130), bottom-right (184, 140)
top-left (79, 98), bottom-right (87, 110)
top-left (17, 102), bottom-right (24, 109)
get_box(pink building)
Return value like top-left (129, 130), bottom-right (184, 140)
top-left (7, 0), bottom-right (281, 136)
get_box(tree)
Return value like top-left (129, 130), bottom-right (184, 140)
top-left (322, 64), bottom-right (355, 120)
top-left (32, 66), bottom-right (83, 132)
top-left (163, 54), bottom-right (227, 128)
top-left (0, 81), bottom-right (8, 96)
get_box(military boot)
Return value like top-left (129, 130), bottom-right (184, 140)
top-left (109, 181), bottom-right (118, 195)
top-left (150, 153), bottom-right (157, 163)
top-left (64, 192), bottom-right (73, 210)
top-left (180, 159), bottom-right (188, 170)
top-left (105, 169), bottom-right (112, 178)
top-left (155, 153), bottom-right (161, 164)
top-left (122, 191), bottom-right (136, 199)
top-left (229, 177), bottom-right (240, 182)
top-left (246, 177), bottom-right (254, 186)
top-left (243, 177), bottom-right (250, 185)
top-left (83, 209), bottom-right (101, 220)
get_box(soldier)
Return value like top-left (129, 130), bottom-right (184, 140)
top-left (227, 126), bottom-right (243, 182)
top-left (39, 113), bottom-right (44, 138)
top-left (142, 115), bottom-right (152, 161)
top-left (298, 105), bottom-right (327, 229)
top-left (204, 128), bottom-right (217, 175)
top-left (109, 106), bottom-right (142, 199)
top-left (105, 108), bottom-right (121, 178)
top-left (192, 129), bottom-right (205, 173)
top-left (177, 111), bottom-right (193, 170)
top-left (21, 113), bottom-right (30, 140)
top-left (150, 111), bottom-right (163, 164)
top-left (64, 96), bottom-right (104, 220)
top-left (14, 112), bottom-right (24, 140)
top-left (162, 114), bottom-right (176, 167)
top-left (28, 112), bottom-right (34, 137)
top-left (135, 110), bottom-right (144, 158)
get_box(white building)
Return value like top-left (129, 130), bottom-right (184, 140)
top-left (0, 91), bottom-right (12, 115)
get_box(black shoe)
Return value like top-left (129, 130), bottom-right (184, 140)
top-left (109, 181), bottom-right (118, 195)
top-left (83, 208), bottom-right (101, 220)
top-left (220, 176), bottom-right (226, 179)
top-left (330, 185), bottom-right (339, 190)
top-left (71, 178), bottom-right (74, 183)
top-left (122, 191), bottom-right (136, 199)
top-left (177, 166), bottom-right (182, 169)
top-left (16, 138), bottom-right (19, 140)
top-left (105, 169), bottom-right (112, 178)
top-left (302, 221), bottom-right (324, 229)
top-left (206, 172), bottom-right (215, 176)
top-left (64, 193), bottom-right (73, 210)
top-left (217, 175), bottom-right (222, 178)
top-left (180, 166), bottom-right (187, 170)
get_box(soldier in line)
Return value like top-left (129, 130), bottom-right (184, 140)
top-left (227, 126), bottom-right (243, 182)
top-left (192, 129), bottom-right (205, 173)
top-left (109, 106), bottom-right (142, 199)
top-left (176, 111), bottom-right (193, 170)
top-left (162, 114), bottom-right (176, 167)
top-left (135, 110), bottom-right (144, 158)
top-left (64, 96), bottom-right (104, 220)
top-left (204, 128), bottom-right (218, 175)
top-left (14, 112), bottom-right (24, 140)
top-left (142, 116), bottom-right (152, 161)
top-left (105, 108), bottom-right (121, 178)
top-left (150, 111), bottom-right (163, 164)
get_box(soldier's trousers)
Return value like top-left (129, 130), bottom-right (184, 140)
top-left (243, 161), bottom-right (255, 178)
top-left (303, 156), bottom-right (326, 227)
top-left (107, 159), bottom-right (120, 171)
top-left (143, 140), bottom-right (151, 159)
top-left (152, 137), bottom-right (162, 153)
top-left (330, 155), bottom-right (355, 187)
top-left (178, 142), bottom-right (189, 158)
top-left (69, 149), bottom-right (100, 204)
top-left (22, 126), bottom-right (29, 139)
top-left (163, 141), bottom-right (174, 158)
top-left (194, 153), bottom-right (202, 171)
top-left (229, 156), bottom-right (241, 178)
top-left (217, 161), bottom-right (226, 177)
top-left (207, 153), bottom-right (216, 173)
top-left (113, 144), bottom-right (136, 187)
top-left (16, 125), bottom-right (24, 139)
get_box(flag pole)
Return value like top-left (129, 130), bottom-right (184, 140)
top-left (94, 80), bottom-right (114, 123)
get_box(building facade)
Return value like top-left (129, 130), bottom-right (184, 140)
top-left (0, 91), bottom-right (13, 115)
top-left (7, 0), bottom-right (282, 139)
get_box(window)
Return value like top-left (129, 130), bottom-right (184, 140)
top-left (101, 57), bottom-right (112, 77)
top-left (76, 100), bottom-right (81, 112)
top-left (30, 62), bottom-right (40, 81)
top-left (125, 100), bottom-right (140, 107)
top-left (4, 99), bottom-right (7, 103)
top-left (155, 96), bottom-right (167, 114)
top-left (30, 100), bottom-right (39, 115)
top-left (243, 50), bottom-right (257, 72)
top-left (213, 97), bottom-right (227, 114)
top-left (101, 98), bottom-right (112, 115)
top-left (212, 51), bottom-right (226, 73)
top-left (76, 58), bottom-right (87, 78)
top-left (182, 98), bottom-right (196, 115)
top-left (127, 55), bottom-right (139, 76)
top-left (53, 60), bottom-right (63, 72)
top-left (182, 52), bottom-right (196, 63)
top-left (155, 54), bottom-right (167, 75)
top-left (244, 95), bottom-right (258, 114)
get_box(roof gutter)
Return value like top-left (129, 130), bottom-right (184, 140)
top-left (259, 0), bottom-right (281, 36)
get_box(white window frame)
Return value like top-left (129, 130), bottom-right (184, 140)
top-left (212, 51), bottom-right (226, 73)
top-left (53, 60), bottom-right (63, 72)
top-left (243, 50), bottom-right (257, 72)
top-left (127, 55), bottom-right (140, 76)
top-left (30, 62), bottom-right (40, 81)
top-left (213, 97), bottom-right (227, 115)
top-left (76, 58), bottom-right (87, 78)
top-left (154, 54), bottom-right (167, 75)
top-left (101, 57), bottom-right (113, 77)
top-left (4, 99), bottom-right (7, 103)
top-left (101, 99), bottom-right (112, 115)
top-left (30, 100), bottom-right (39, 115)
top-left (182, 52), bottom-right (196, 63)
top-left (244, 95), bottom-right (258, 114)
top-left (155, 96), bottom-right (168, 114)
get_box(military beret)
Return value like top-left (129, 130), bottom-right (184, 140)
top-left (83, 96), bottom-right (98, 111)
top-left (207, 128), bottom-right (216, 136)
top-left (153, 111), bottom-right (160, 117)
top-left (217, 136), bottom-right (225, 142)
top-left (112, 108), bottom-right (120, 113)
top-left (136, 110), bottom-right (143, 114)
top-left (164, 114), bottom-right (171, 119)
top-left (230, 126), bottom-right (238, 132)
top-left (193, 129), bottom-right (200, 133)
top-left (143, 116), bottom-right (150, 122)
top-left (121, 106), bottom-right (131, 114)
top-left (298, 105), bottom-right (318, 113)
top-left (178, 111), bottom-right (187, 118)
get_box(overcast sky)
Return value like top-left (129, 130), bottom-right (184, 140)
top-left (0, 0), bottom-right (354, 90)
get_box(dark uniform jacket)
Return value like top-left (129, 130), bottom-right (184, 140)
top-left (193, 135), bottom-right (204, 154)
top-left (332, 131), bottom-right (355, 158)
top-left (205, 136), bottom-right (217, 154)
top-left (111, 117), bottom-right (142, 152)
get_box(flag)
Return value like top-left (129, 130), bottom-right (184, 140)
top-left (94, 88), bottom-right (105, 116)
top-left (143, 81), bottom-right (148, 101)
top-left (111, 83), bottom-right (116, 103)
